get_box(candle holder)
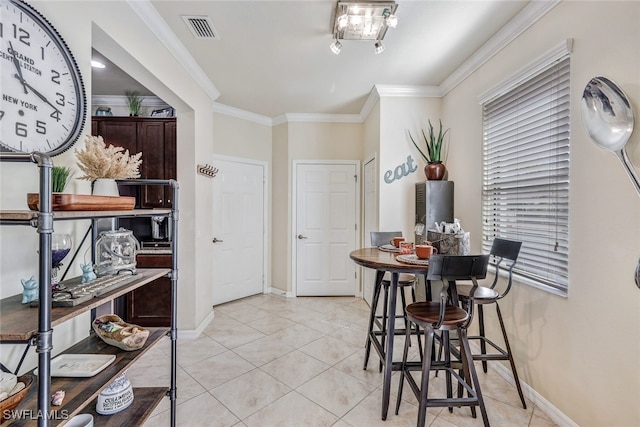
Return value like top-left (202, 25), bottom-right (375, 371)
top-left (51, 233), bottom-right (72, 289)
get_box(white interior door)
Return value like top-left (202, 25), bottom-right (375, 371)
top-left (363, 157), bottom-right (377, 306)
top-left (212, 158), bottom-right (265, 305)
top-left (295, 162), bottom-right (358, 296)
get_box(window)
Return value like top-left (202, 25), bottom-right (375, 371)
top-left (481, 55), bottom-right (570, 295)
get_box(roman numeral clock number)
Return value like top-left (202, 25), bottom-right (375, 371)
top-left (0, 0), bottom-right (86, 156)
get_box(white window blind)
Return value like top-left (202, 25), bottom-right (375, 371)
top-left (482, 56), bottom-right (570, 293)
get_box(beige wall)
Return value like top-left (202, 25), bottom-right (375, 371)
top-left (442, 2), bottom-right (640, 426)
top-left (271, 123), bottom-right (289, 293)
top-left (379, 97), bottom-right (442, 236)
top-left (272, 121), bottom-right (364, 294)
top-left (212, 114), bottom-right (272, 162)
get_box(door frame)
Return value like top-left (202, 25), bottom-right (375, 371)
top-left (362, 153), bottom-right (378, 305)
top-left (291, 160), bottom-right (361, 298)
top-left (212, 154), bottom-right (270, 297)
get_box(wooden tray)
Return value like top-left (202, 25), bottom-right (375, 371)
top-left (27, 193), bottom-right (135, 211)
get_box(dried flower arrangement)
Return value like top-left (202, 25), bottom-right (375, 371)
top-left (75, 135), bottom-right (142, 181)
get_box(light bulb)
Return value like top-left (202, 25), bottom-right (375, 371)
top-left (330, 40), bottom-right (342, 55)
top-left (386, 14), bottom-right (398, 28)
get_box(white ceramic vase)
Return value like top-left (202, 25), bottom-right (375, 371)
top-left (92, 179), bottom-right (119, 197)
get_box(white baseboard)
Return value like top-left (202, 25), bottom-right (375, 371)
top-left (267, 287), bottom-right (295, 298)
top-left (178, 310), bottom-right (214, 340)
top-left (468, 342), bottom-right (578, 427)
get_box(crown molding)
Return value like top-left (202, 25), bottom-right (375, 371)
top-left (375, 85), bottom-right (442, 98)
top-left (126, 0), bottom-right (560, 126)
top-left (92, 95), bottom-right (170, 108)
top-left (213, 103), bottom-right (272, 126)
top-left (285, 113), bottom-right (363, 124)
top-left (439, 0), bottom-right (561, 96)
top-left (127, 0), bottom-right (220, 102)
top-left (477, 38), bottom-right (573, 104)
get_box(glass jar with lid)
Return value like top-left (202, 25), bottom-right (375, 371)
top-left (94, 228), bottom-right (140, 276)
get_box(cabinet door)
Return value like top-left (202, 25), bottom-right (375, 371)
top-left (138, 121), bottom-right (166, 208)
top-left (164, 121), bottom-right (177, 207)
top-left (95, 119), bottom-right (138, 200)
top-left (127, 254), bottom-right (171, 327)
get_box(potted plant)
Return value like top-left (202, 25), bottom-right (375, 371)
top-left (408, 119), bottom-right (449, 180)
top-left (125, 90), bottom-right (143, 116)
top-left (75, 135), bottom-right (142, 196)
top-left (52, 166), bottom-right (73, 193)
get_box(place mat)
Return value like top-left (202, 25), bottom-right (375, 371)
top-left (378, 244), bottom-right (400, 253)
top-left (396, 254), bottom-right (429, 265)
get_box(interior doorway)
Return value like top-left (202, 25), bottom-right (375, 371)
top-left (293, 161), bottom-right (359, 296)
top-left (212, 156), bottom-right (267, 305)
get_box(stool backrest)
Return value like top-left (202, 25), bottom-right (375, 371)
top-left (427, 254), bottom-right (490, 282)
top-left (489, 238), bottom-right (522, 295)
top-left (370, 231), bottom-right (402, 247)
top-left (427, 254), bottom-right (490, 329)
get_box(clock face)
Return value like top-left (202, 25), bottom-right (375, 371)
top-left (0, 0), bottom-right (86, 156)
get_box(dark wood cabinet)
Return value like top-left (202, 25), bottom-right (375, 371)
top-left (127, 253), bottom-right (172, 327)
top-left (92, 117), bottom-right (176, 208)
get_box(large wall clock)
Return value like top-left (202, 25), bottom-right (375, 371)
top-left (0, 0), bottom-right (86, 156)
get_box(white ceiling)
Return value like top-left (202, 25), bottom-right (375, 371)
top-left (91, 0), bottom-right (533, 119)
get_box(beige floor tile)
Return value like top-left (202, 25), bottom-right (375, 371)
top-left (261, 350), bottom-right (330, 388)
top-left (210, 369), bottom-right (291, 419)
top-left (178, 334), bottom-right (227, 366)
top-left (246, 312), bottom-right (296, 335)
top-left (297, 367), bottom-right (376, 418)
top-left (341, 388), bottom-right (423, 427)
top-left (267, 323), bottom-right (325, 349)
top-left (215, 301), bottom-right (271, 323)
top-left (232, 336), bottom-right (295, 366)
top-left (299, 335), bottom-right (361, 365)
top-left (243, 391), bottom-right (338, 427)
top-left (137, 295), bottom-right (557, 427)
top-left (205, 322), bottom-right (266, 349)
top-left (182, 350), bottom-right (255, 390)
top-left (142, 391), bottom-right (239, 427)
top-left (333, 351), bottom-right (384, 387)
top-left (329, 321), bottom-right (368, 347)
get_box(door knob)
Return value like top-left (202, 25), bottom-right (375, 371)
top-left (212, 237), bottom-right (224, 243)
top-left (297, 234), bottom-right (308, 239)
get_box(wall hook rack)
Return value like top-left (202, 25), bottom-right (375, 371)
top-left (197, 164), bottom-right (218, 178)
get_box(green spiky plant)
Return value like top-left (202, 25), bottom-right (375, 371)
top-left (125, 90), bottom-right (143, 116)
top-left (52, 166), bottom-right (74, 193)
top-left (408, 119), bottom-right (449, 163)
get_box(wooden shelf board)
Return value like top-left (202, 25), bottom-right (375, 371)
top-left (83, 387), bottom-right (168, 427)
top-left (0, 269), bottom-right (170, 341)
top-left (0, 208), bottom-right (172, 222)
top-left (9, 329), bottom-right (168, 426)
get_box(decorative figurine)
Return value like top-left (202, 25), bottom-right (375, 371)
top-left (51, 390), bottom-right (65, 406)
top-left (21, 276), bottom-right (38, 304)
top-left (81, 263), bottom-right (97, 283)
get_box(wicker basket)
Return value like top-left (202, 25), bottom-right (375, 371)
top-left (92, 315), bottom-right (149, 351)
top-left (0, 375), bottom-right (33, 424)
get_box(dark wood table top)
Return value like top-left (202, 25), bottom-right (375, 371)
top-left (349, 247), bottom-right (430, 274)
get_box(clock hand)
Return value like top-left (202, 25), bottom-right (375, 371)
top-left (22, 81), bottom-right (62, 114)
top-left (8, 41), bottom-right (28, 94)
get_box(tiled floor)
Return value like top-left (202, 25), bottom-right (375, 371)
top-left (133, 294), bottom-right (557, 427)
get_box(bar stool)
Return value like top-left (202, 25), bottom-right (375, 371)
top-left (396, 254), bottom-right (491, 427)
top-left (363, 231), bottom-right (420, 371)
top-left (455, 238), bottom-right (526, 408)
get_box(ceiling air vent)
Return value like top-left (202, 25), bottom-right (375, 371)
top-left (182, 15), bottom-right (218, 39)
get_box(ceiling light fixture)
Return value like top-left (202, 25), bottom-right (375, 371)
top-left (91, 60), bottom-right (105, 69)
top-left (330, 40), bottom-right (343, 55)
top-left (331, 1), bottom-right (398, 54)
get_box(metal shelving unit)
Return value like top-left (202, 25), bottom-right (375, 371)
top-left (0, 153), bottom-right (179, 427)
